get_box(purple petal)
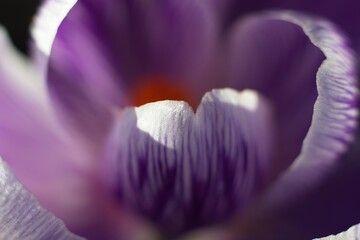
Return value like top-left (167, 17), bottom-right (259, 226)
top-left (210, 11), bottom-right (358, 240)
top-left (105, 88), bottom-right (276, 236)
top-left (225, 13), bottom-right (325, 174)
top-left (56, 0), bottom-right (217, 92)
top-left (32, 0), bottom-right (219, 140)
top-left (84, 0), bottom-right (219, 89)
top-left (221, 0), bottom-right (360, 50)
top-left (283, 0), bottom-right (360, 51)
top-left (32, 0), bottom-right (124, 142)
top-left (0, 157), bottom-right (83, 240)
top-left (259, 10), bottom-right (358, 207)
top-left (0, 27), bottom-right (111, 236)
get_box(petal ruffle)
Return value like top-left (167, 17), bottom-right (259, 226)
top-left (280, 0), bottom-right (360, 50)
top-left (105, 88), bottom-right (276, 236)
top-left (0, 157), bottom-right (83, 240)
top-left (260, 10), bottom-right (358, 206)
top-left (213, 11), bottom-right (358, 240)
top-left (221, 0), bottom-right (360, 50)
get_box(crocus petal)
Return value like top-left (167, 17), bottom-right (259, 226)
top-left (217, 0), bottom-right (360, 47)
top-left (260, 10), bottom-right (358, 206)
top-left (226, 13), bottom-right (325, 175)
top-left (31, 0), bottom-right (77, 76)
top-left (32, 0), bottom-right (124, 143)
top-left (0, 157), bottom-right (83, 240)
top-left (224, 0), bottom-right (360, 51)
top-left (212, 11), bottom-right (358, 240)
top-left (315, 223), bottom-right (360, 239)
top-left (32, 0), bottom-right (218, 141)
top-left (105, 88), bottom-right (276, 236)
top-left (284, 0), bottom-right (360, 52)
top-left (84, 0), bottom-right (219, 89)
top-left (0, 27), bottom-right (110, 236)
top-left (225, 10), bottom-right (357, 204)
top-left (50, 0), bottom-right (217, 97)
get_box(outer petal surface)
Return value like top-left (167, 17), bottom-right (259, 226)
top-left (106, 88), bottom-right (276, 236)
top-left (0, 157), bottom-right (83, 240)
top-left (0, 27), bottom-right (110, 237)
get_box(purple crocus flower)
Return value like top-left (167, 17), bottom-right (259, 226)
top-left (0, 0), bottom-right (359, 239)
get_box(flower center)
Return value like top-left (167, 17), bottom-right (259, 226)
top-left (132, 74), bottom-right (195, 108)
top-left (106, 88), bottom-right (276, 237)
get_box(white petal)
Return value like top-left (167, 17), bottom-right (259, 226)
top-left (0, 157), bottom-right (83, 240)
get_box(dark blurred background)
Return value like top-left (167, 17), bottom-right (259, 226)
top-left (0, 0), bottom-right (41, 54)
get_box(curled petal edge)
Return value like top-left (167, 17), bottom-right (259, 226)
top-left (258, 10), bottom-right (358, 208)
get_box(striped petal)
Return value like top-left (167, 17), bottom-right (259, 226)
top-left (0, 157), bottom-right (83, 240)
top-left (259, 10), bottom-right (358, 208)
top-left (205, 11), bottom-right (358, 240)
top-left (105, 88), bottom-right (276, 236)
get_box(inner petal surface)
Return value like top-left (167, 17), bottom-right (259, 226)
top-left (225, 17), bottom-right (326, 175)
top-left (105, 88), bottom-right (276, 236)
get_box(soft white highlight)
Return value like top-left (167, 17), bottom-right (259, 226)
top-left (31, 0), bottom-right (77, 57)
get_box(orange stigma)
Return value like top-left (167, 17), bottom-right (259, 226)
top-left (132, 74), bottom-right (195, 108)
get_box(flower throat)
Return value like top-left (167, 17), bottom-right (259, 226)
top-left (132, 74), bottom-right (196, 108)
